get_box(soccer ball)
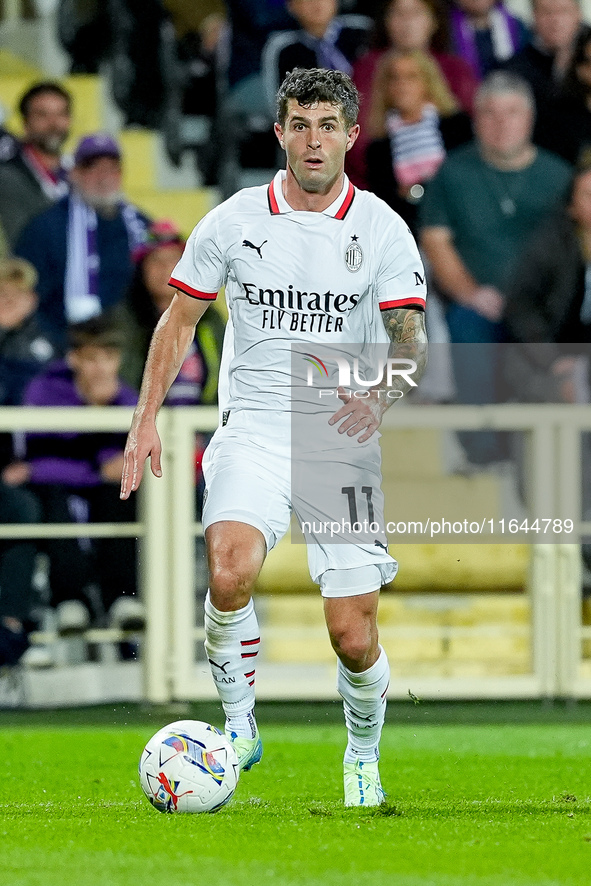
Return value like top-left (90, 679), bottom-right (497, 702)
top-left (139, 719), bottom-right (240, 813)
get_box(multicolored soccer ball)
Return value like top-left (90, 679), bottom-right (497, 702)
top-left (139, 720), bottom-right (240, 813)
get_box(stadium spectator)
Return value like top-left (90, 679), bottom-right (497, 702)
top-left (0, 257), bottom-right (59, 481)
top-left (448, 0), bottom-right (529, 80)
top-left (57, 0), bottom-right (113, 74)
top-left (504, 0), bottom-right (589, 144)
top-left (535, 28), bottom-right (591, 164)
top-left (222, 0), bottom-right (295, 117)
top-left (2, 315), bottom-right (140, 635)
top-left (503, 161), bottom-right (591, 402)
top-left (0, 259), bottom-right (53, 663)
top-left (119, 220), bottom-right (224, 404)
top-left (0, 81), bottom-right (72, 249)
top-left (262, 0), bottom-right (372, 113)
top-left (348, 0), bottom-right (477, 187)
top-left (118, 219), bottom-right (225, 513)
top-left (15, 133), bottom-right (150, 349)
top-left (419, 71), bottom-right (571, 461)
top-left (0, 259), bottom-right (59, 412)
top-left (0, 481), bottom-right (41, 667)
top-left (109, 0), bottom-right (170, 128)
top-left (365, 49), bottom-right (472, 233)
top-left (0, 101), bottom-right (20, 163)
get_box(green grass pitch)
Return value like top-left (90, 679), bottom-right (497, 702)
top-left (1, 703), bottom-right (590, 886)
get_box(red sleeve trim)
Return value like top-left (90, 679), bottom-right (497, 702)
top-left (168, 277), bottom-right (218, 300)
top-left (380, 297), bottom-right (425, 311)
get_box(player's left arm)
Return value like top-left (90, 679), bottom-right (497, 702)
top-left (380, 306), bottom-right (428, 396)
top-left (329, 307), bottom-right (428, 443)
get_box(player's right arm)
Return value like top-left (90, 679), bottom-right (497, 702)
top-left (120, 291), bottom-right (211, 499)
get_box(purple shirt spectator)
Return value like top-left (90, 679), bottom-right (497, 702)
top-left (23, 359), bottom-right (137, 487)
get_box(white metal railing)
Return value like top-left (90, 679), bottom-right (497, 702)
top-left (0, 404), bottom-right (589, 701)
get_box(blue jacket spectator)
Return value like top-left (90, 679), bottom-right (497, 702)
top-left (15, 133), bottom-right (150, 348)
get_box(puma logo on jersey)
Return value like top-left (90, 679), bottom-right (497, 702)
top-left (242, 239), bottom-right (267, 259)
top-left (208, 658), bottom-right (231, 674)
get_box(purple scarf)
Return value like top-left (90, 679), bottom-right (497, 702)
top-left (451, 4), bottom-right (521, 79)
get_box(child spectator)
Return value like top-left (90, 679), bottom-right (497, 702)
top-left (0, 258), bottom-right (58, 664)
top-left (4, 315), bottom-right (141, 635)
top-left (0, 258), bottom-right (58, 413)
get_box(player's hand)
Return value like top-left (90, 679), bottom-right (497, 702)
top-left (328, 387), bottom-right (385, 443)
top-left (120, 414), bottom-right (162, 499)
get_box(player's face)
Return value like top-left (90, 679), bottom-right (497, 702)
top-left (386, 56), bottom-right (429, 116)
top-left (570, 169), bottom-right (591, 227)
top-left (142, 244), bottom-right (185, 314)
top-left (385, 0), bottom-right (436, 52)
top-left (68, 345), bottom-right (122, 405)
top-left (70, 157), bottom-right (122, 210)
top-left (275, 99), bottom-right (359, 195)
top-left (23, 92), bottom-right (70, 155)
top-left (474, 93), bottom-right (533, 160)
top-left (534, 0), bottom-right (580, 51)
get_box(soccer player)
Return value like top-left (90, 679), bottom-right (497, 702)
top-left (120, 68), bottom-right (427, 806)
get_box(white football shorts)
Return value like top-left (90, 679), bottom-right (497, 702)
top-left (201, 409), bottom-right (398, 597)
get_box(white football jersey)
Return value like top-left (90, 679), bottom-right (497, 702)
top-left (170, 170), bottom-right (427, 412)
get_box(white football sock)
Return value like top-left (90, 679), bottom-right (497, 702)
top-left (337, 646), bottom-right (389, 764)
top-left (204, 591), bottom-right (260, 738)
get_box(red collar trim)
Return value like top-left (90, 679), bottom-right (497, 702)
top-left (334, 180), bottom-right (355, 220)
top-left (267, 177), bottom-right (281, 215)
top-left (267, 173), bottom-right (355, 219)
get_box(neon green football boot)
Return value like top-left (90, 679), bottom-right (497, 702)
top-left (226, 730), bottom-right (263, 772)
top-left (343, 759), bottom-right (385, 807)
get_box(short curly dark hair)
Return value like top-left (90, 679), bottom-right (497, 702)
top-left (276, 67), bottom-right (359, 130)
top-left (19, 81), bottom-right (72, 120)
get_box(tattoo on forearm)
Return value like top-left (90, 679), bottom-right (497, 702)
top-left (381, 307), bottom-right (428, 345)
top-left (377, 307), bottom-right (428, 399)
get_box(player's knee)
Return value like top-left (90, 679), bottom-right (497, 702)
top-left (209, 564), bottom-right (255, 610)
top-left (329, 624), bottom-right (374, 669)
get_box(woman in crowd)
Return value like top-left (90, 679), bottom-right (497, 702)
top-left (118, 220), bottom-right (225, 515)
top-left (349, 0), bottom-right (477, 187)
top-left (119, 219), bottom-right (224, 405)
top-left (365, 49), bottom-right (472, 233)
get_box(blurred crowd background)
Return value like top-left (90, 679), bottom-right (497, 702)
top-left (1, 0), bottom-right (590, 670)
